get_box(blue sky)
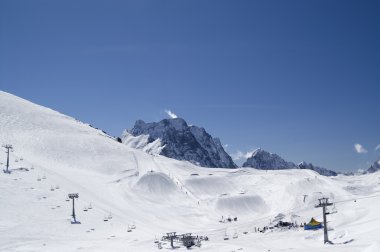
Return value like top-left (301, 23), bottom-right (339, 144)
top-left (1, 0), bottom-right (379, 172)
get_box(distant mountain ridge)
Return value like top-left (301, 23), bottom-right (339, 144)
top-left (242, 148), bottom-right (337, 176)
top-left (122, 118), bottom-right (237, 168)
top-left (298, 161), bottom-right (338, 176)
top-left (364, 159), bottom-right (380, 174)
top-left (242, 148), bottom-right (297, 170)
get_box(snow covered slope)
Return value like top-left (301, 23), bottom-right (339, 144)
top-left (1, 91), bottom-right (380, 252)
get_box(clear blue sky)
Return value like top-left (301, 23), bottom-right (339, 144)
top-left (1, 0), bottom-right (379, 172)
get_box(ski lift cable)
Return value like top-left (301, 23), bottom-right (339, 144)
top-left (334, 194), bottom-right (380, 204)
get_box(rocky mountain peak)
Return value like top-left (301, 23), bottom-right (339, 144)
top-left (123, 118), bottom-right (237, 169)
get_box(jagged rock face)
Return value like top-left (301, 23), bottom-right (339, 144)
top-left (242, 149), bottom-right (338, 176)
top-left (125, 118), bottom-right (237, 168)
top-left (242, 149), bottom-right (297, 170)
top-left (365, 159), bottom-right (380, 174)
top-left (298, 161), bottom-right (338, 177)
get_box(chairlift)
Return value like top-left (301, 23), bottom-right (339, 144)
top-left (233, 231), bottom-right (238, 239)
top-left (223, 232), bottom-right (229, 240)
top-left (37, 176), bottom-right (41, 181)
top-left (131, 224), bottom-right (136, 229)
top-left (65, 197), bottom-right (70, 202)
top-left (108, 213), bottom-right (112, 219)
top-left (103, 216), bottom-right (109, 222)
top-left (42, 175), bottom-right (46, 179)
top-left (50, 186), bottom-right (55, 191)
top-left (88, 203), bottom-right (93, 209)
top-left (127, 225), bottom-right (132, 232)
top-left (83, 207), bottom-right (88, 212)
top-left (55, 185), bottom-right (60, 189)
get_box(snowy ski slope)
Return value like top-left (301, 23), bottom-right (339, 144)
top-left (0, 91), bottom-right (380, 252)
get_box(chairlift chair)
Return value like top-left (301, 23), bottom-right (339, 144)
top-left (223, 232), bottom-right (229, 240)
top-left (233, 231), bottom-right (238, 239)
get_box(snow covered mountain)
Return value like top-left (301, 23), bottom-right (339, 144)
top-left (365, 159), bottom-right (380, 174)
top-left (242, 149), bottom-right (337, 176)
top-left (122, 118), bottom-right (237, 168)
top-left (242, 148), bottom-right (298, 170)
top-left (298, 161), bottom-right (338, 177)
top-left (2, 90), bottom-right (380, 252)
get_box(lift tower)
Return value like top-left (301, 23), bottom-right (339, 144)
top-left (2, 144), bottom-right (13, 174)
top-left (315, 197), bottom-right (333, 244)
top-left (68, 193), bottom-right (80, 224)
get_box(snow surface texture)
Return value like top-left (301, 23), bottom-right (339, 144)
top-left (1, 90), bottom-right (380, 251)
top-left (123, 118), bottom-right (237, 168)
top-left (243, 148), bottom-right (337, 176)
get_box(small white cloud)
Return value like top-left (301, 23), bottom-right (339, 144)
top-left (354, 144), bottom-right (368, 154)
top-left (223, 144), bottom-right (229, 149)
top-left (375, 144), bottom-right (380, 152)
top-left (164, 109), bottom-right (178, 119)
top-left (231, 149), bottom-right (257, 162)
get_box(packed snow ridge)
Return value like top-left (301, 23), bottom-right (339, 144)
top-left (243, 148), bottom-right (337, 176)
top-left (122, 118), bottom-right (237, 168)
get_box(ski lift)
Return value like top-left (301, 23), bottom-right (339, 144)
top-left (127, 225), bottom-right (132, 232)
top-left (83, 207), bottom-right (88, 212)
top-left (88, 203), bottom-right (93, 210)
top-left (131, 223), bottom-right (136, 229)
top-left (154, 236), bottom-right (159, 243)
top-left (223, 232), bottom-right (229, 240)
top-left (42, 175), bottom-right (46, 179)
top-left (233, 231), bottom-right (238, 239)
top-left (108, 213), bottom-right (112, 220)
top-left (103, 215), bottom-right (109, 222)
top-left (157, 242), bottom-right (162, 249)
top-left (37, 176), bottom-right (41, 181)
top-left (65, 197), bottom-right (70, 202)
top-left (329, 203), bottom-right (338, 214)
top-left (50, 186), bottom-right (55, 191)
top-left (55, 185), bottom-right (60, 189)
